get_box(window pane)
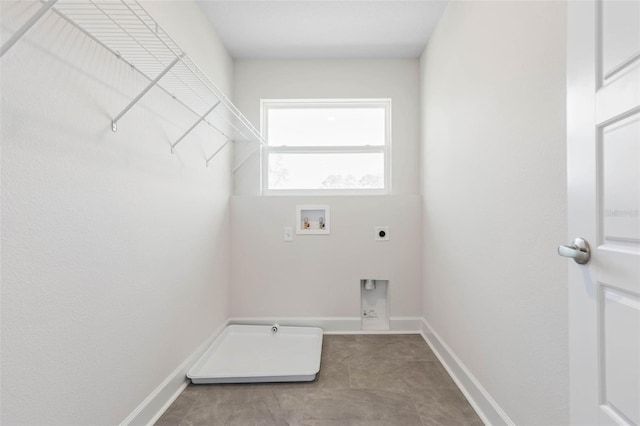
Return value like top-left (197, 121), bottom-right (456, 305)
top-left (267, 107), bottom-right (385, 147)
top-left (268, 153), bottom-right (384, 190)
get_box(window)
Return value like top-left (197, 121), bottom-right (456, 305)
top-left (261, 99), bottom-right (391, 194)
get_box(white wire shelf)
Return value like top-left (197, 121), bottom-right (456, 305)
top-left (1, 0), bottom-right (266, 167)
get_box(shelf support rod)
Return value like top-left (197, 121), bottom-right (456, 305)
top-left (1, 0), bottom-right (58, 58)
top-left (205, 140), bottom-right (232, 167)
top-left (232, 144), bottom-right (261, 174)
top-left (111, 54), bottom-right (182, 132)
top-left (170, 101), bottom-right (222, 153)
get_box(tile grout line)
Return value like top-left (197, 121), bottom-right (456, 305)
top-left (174, 392), bottom-right (198, 426)
top-left (347, 357), bottom-right (354, 389)
top-left (269, 388), bottom-right (287, 424)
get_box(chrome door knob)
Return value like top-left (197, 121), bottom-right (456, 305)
top-left (558, 237), bottom-right (591, 264)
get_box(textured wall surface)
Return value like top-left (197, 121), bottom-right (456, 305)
top-left (2, 1), bottom-right (572, 424)
top-left (419, 2), bottom-right (569, 424)
top-left (230, 59), bottom-right (422, 319)
top-left (233, 59), bottom-right (421, 195)
top-left (231, 195), bottom-right (422, 318)
top-left (1, 1), bottom-right (233, 424)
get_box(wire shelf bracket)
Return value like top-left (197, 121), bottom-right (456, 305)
top-left (0, 0), bottom-right (59, 58)
top-left (206, 140), bottom-right (232, 167)
top-left (232, 145), bottom-right (261, 174)
top-left (2, 0), bottom-right (267, 169)
top-left (112, 54), bottom-right (183, 132)
top-left (171, 100), bottom-right (221, 153)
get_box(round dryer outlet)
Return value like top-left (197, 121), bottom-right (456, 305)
top-left (374, 226), bottom-right (389, 241)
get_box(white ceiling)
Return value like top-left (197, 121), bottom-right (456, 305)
top-left (197, 1), bottom-right (448, 59)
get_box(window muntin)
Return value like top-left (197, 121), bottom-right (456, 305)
top-left (262, 99), bottom-right (390, 194)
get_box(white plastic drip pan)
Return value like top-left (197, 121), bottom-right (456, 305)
top-left (187, 325), bottom-right (323, 384)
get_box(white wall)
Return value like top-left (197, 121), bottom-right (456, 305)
top-left (419, 2), bottom-right (568, 424)
top-left (233, 59), bottom-right (420, 196)
top-left (231, 60), bottom-right (422, 320)
top-left (231, 195), bottom-right (422, 318)
top-left (1, 1), bottom-right (233, 424)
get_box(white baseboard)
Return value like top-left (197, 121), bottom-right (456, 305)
top-left (120, 321), bottom-right (229, 426)
top-left (227, 316), bottom-right (424, 334)
top-left (419, 319), bottom-right (515, 426)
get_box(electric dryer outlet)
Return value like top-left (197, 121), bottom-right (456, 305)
top-left (374, 226), bottom-right (389, 241)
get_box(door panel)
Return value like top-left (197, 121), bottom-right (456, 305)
top-left (601, 0), bottom-right (640, 77)
top-left (596, 0), bottom-right (640, 424)
top-left (600, 113), bottom-right (640, 248)
top-left (568, 0), bottom-right (640, 424)
top-left (597, 0), bottom-right (640, 124)
top-left (599, 286), bottom-right (640, 425)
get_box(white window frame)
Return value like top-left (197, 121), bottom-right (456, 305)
top-left (260, 99), bottom-right (392, 196)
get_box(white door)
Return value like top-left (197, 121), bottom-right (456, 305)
top-left (566, 0), bottom-right (640, 424)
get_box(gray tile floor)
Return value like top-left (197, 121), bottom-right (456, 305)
top-left (156, 334), bottom-right (483, 426)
